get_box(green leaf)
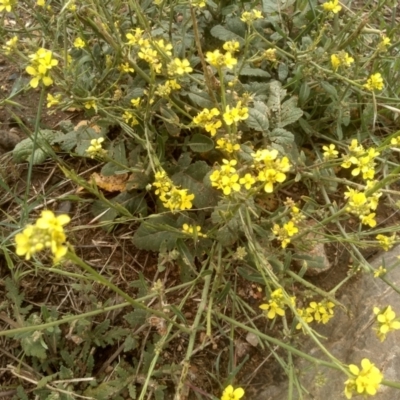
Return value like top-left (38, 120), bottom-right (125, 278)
top-left (172, 161), bottom-right (219, 208)
top-left (160, 106), bottom-right (181, 137)
top-left (124, 309), bottom-right (148, 328)
top-left (246, 101), bottom-right (269, 133)
top-left (132, 215), bottom-right (180, 251)
top-left (262, 0), bottom-right (296, 12)
top-left (54, 130), bottom-right (77, 151)
top-left (279, 97), bottom-right (303, 127)
top-left (210, 24), bottom-right (245, 45)
top-left (320, 81), bottom-right (338, 100)
top-left (188, 133), bottom-right (214, 153)
top-left (239, 66), bottom-right (271, 78)
top-left (269, 128), bottom-right (295, 152)
top-left (187, 90), bottom-right (214, 109)
top-left (278, 63), bottom-right (289, 81)
top-left (267, 80), bottom-right (287, 111)
top-left (299, 82), bottom-right (311, 105)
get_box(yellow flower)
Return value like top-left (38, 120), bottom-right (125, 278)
top-left (258, 168), bottom-right (286, 193)
top-left (15, 211), bottom-right (70, 263)
top-left (360, 213), bottom-right (376, 228)
top-left (169, 58), bottom-right (193, 75)
top-left (223, 102), bottom-right (248, 125)
top-left (239, 173), bottom-right (255, 190)
top-left (84, 100), bottom-right (97, 112)
top-left (2, 36), bottom-right (18, 55)
top-left (182, 223), bottom-right (206, 238)
top-left (322, 0), bottom-right (341, 13)
top-left (86, 137), bottom-right (106, 158)
top-left (344, 358), bottom-right (383, 399)
top-left (263, 48), bottom-right (277, 62)
top-left (364, 73), bottom-right (384, 91)
top-left (223, 40), bottom-right (240, 53)
top-left (374, 305), bottom-right (400, 342)
top-left (240, 10), bottom-right (263, 23)
top-left (206, 50), bottom-right (237, 69)
top-left (191, 0), bottom-right (206, 7)
top-left (283, 221), bottom-right (298, 237)
top-left (46, 93), bottom-right (62, 108)
top-left (37, 0), bottom-right (45, 6)
top-left (322, 143), bottom-right (339, 160)
top-left (73, 37), bottom-right (85, 48)
top-left (260, 301), bottom-right (285, 319)
top-left (126, 28), bottom-right (145, 46)
top-left (373, 266), bottom-right (386, 278)
top-left (376, 234), bottom-right (395, 251)
top-left (119, 63), bottom-right (134, 73)
top-left (221, 385), bottom-right (245, 400)
top-left (331, 52), bottom-right (354, 71)
top-left (130, 98), bottom-right (141, 108)
top-left (0, 0), bottom-right (16, 12)
top-left (26, 48), bottom-right (58, 88)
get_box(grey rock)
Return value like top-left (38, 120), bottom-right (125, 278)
top-left (259, 246), bottom-right (400, 399)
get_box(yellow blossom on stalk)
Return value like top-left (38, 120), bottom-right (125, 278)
top-left (153, 39), bottom-right (173, 56)
top-left (131, 98), bottom-right (141, 108)
top-left (26, 48), bottom-right (58, 88)
top-left (155, 80), bottom-right (181, 97)
top-left (223, 40), bottom-right (240, 53)
top-left (360, 213), bottom-right (376, 228)
top-left (307, 300), bottom-right (335, 324)
top-left (348, 139), bottom-right (365, 156)
top-left (0, 0), bottom-right (16, 12)
top-left (182, 223), bottom-right (207, 238)
top-left (376, 234), bottom-right (395, 251)
top-left (240, 9), bottom-right (263, 23)
top-left (344, 359), bottom-right (383, 399)
top-left (322, 0), bottom-right (341, 13)
top-left (2, 36), bottom-right (18, 55)
top-left (373, 305), bottom-right (400, 342)
top-left (260, 288), bottom-right (295, 319)
top-left (272, 221), bottom-right (298, 248)
top-left (391, 135), bottom-right (400, 146)
top-left (364, 73), bottom-right (384, 91)
top-left (322, 143), bottom-right (339, 160)
top-left (119, 63), bottom-right (134, 73)
top-left (210, 159), bottom-right (241, 196)
top-left (46, 93), bottom-right (62, 108)
top-left (373, 266), bottom-right (386, 278)
top-left (330, 52), bottom-right (354, 72)
top-left (263, 48), bottom-right (277, 62)
top-left (296, 308), bottom-right (314, 330)
top-left (258, 168), bottom-right (287, 193)
top-left (15, 210), bottom-right (70, 263)
top-left (84, 100), bottom-right (97, 112)
top-left (239, 173), bottom-right (256, 190)
top-left (193, 108), bottom-right (222, 136)
top-left (126, 28), bottom-right (145, 46)
top-left (67, 1), bottom-right (76, 11)
top-left (205, 49), bottom-right (237, 69)
top-left (122, 111), bottom-right (139, 126)
top-left (223, 102), bottom-right (249, 125)
top-left (168, 58), bottom-right (193, 75)
top-left (378, 36), bottom-right (391, 51)
top-left (86, 137), bottom-right (106, 159)
top-left (73, 37), bottom-right (85, 48)
top-left (191, 0), bottom-right (206, 7)
top-left (152, 170), bottom-right (194, 212)
top-left (221, 385), bottom-right (244, 400)
top-left (216, 138), bottom-right (240, 153)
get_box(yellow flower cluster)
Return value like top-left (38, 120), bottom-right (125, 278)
top-left (222, 40), bottom-right (240, 53)
top-left (192, 108), bottom-right (222, 136)
top-left (210, 159), bottom-right (241, 196)
top-left (252, 148), bottom-right (290, 193)
top-left (373, 305), bottom-right (400, 342)
top-left (344, 184), bottom-right (381, 227)
top-left (26, 48), bottom-right (58, 88)
top-left (2, 36), bottom-right (17, 55)
top-left (322, 0), bottom-right (341, 13)
top-left (215, 138), bottom-right (240, 154)
top-left (259, 288), bottom-right (295, 319)
top-left (364, 73), bottom-right (384, 91)
top-left (223, 101), bottom-right (249, 125)
top-left (122, 111), bottom-right (139, 126)
top-left (153, 170), bottom-right (195, 212)
top-left (47, 93), bottom-right (62, 108)
top-left (73, 37), bottom-right (85, 48)
top-left (373, 265), bottom-right (386, 278)
top-left (182, 223), bottom-right (207, 238)
top-left (331, 51), bottom-right (354, 72)
top-left (206, 49), bottom-right (237, 70)
top-left (344, 359), bottom-right (383, 399)
top-left (376, 234), bottom-right (395, 251)
top-left (341, 140), bottom-right (379, 181)
top-left (15, 211), bottom-right (70, 263)
top-left (86, 137), bottom-right (106, 158)
top-left (155, 79), bottom-right (181, 97)
top-left (272, 221), bottom-right (298, 248)
top-left (240, 9), bottom-right (263, 23)
top-left (296, 300), bottom-right (335, 330)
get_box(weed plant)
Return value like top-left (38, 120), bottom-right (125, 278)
top-left (1, 0), bottom-right (400, 399)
